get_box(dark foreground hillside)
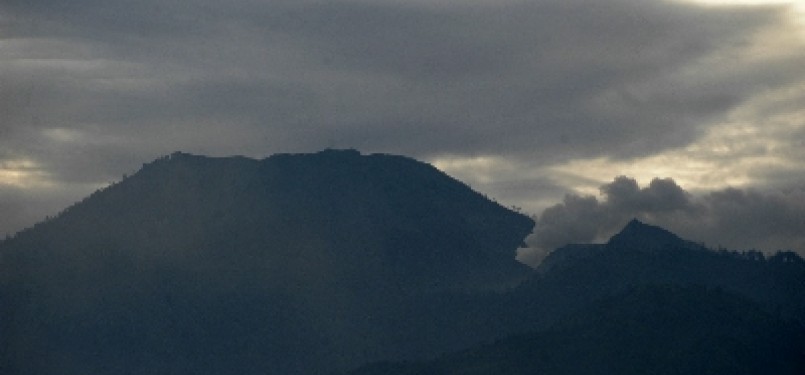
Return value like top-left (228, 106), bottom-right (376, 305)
top-left (346, 285), bottom-right (805, 375)
top-left (0, 150), bottom-right (533, 375)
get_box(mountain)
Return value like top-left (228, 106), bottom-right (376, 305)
top-left (4, 149), bottom-right (533, 292)
top-left (537, 219), bottom-right (703, 274)
top-left (3, 152), bottom-right (803, 375)
top-left (0, 149), bottom-right (534, 375)
top-left (519, 219), bottom-right (805, 323)
top-left (345, 285), bottom-right (805, 375)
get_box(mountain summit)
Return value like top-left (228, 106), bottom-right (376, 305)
top-left (607, 218), bottom-right (686, 251)
top-left (537, 219), bottom-right (689, 275)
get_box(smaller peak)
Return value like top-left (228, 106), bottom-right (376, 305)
top-left (607, 219), bottom-right (683, 250)
top-left (623, 218), bottom-right (649, 231)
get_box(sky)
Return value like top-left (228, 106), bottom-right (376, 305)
top-left (1, 0), bottom-right (804, 263)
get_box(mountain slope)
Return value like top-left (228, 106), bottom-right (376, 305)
top-left (0, 149), bottom-right (534, 375)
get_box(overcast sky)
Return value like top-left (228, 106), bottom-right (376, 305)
top-left (2, 0), bottom-right (804, 260)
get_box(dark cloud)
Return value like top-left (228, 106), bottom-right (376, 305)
top-left (519, 176), bottom-right (805, 267)
top-left (601, 176), bottom-right (693, 214)
top-left (525, 194), bottom-right (602, 252)
top-left (2, 1), bottom-right (798, 157)
top-left (695, 187), bottom-right (805, 251)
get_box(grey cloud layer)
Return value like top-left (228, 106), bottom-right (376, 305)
top-left (1, 0), bottom-right (804, 236)
top-left (519, 176), bottom-right (805, 266)
top-left (3, 1), bottom-right (799, 160)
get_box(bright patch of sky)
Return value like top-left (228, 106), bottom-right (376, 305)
top-left (0, 159), bottom-right (50, 189)
top-left (684, 0), bottom-right (805, 35)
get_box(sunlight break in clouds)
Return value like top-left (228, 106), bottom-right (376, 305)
top-left (431, 155), bottom-right (568, 215)
top-left (551, 78), bottom-right (805, 196)
top-left (431, 155), bottom-right (512, 185)
top-left (683, 0), bottom-right (805, 36)
top-left (0, 159), bottom-right (51, 189)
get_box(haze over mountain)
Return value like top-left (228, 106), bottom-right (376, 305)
top-left (1, 150), bottom-right (802, 375)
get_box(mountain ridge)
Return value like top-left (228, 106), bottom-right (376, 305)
top-left (607, 218), bottom-right (684, 247)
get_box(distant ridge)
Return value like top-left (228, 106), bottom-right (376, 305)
top-left (528, 218), bottom-right (805, 327)
top-left (538, 218), bottom-right (703, 274)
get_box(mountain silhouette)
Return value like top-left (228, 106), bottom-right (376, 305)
top-left (540, 219), bottom-right (803, 312)
top-left (3, 150), bottom-right (532, 292)
top-left (539, 219), bottom-right (703, 274)
top-left (0, 149), bottom-right (533, 375)
top-left (2, 154), bottom-right (803, 375)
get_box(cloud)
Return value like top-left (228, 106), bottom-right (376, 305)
top-left (518, 176), bottom-right (805, 266)
top-left (3, 0), bottom-right (800, 159)
top-left (693, 187), bottom-right (805, 252)
top-left (1, 0), bottom-right (804, 236)
top-left (601, 176), bottom-right (693, 214)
